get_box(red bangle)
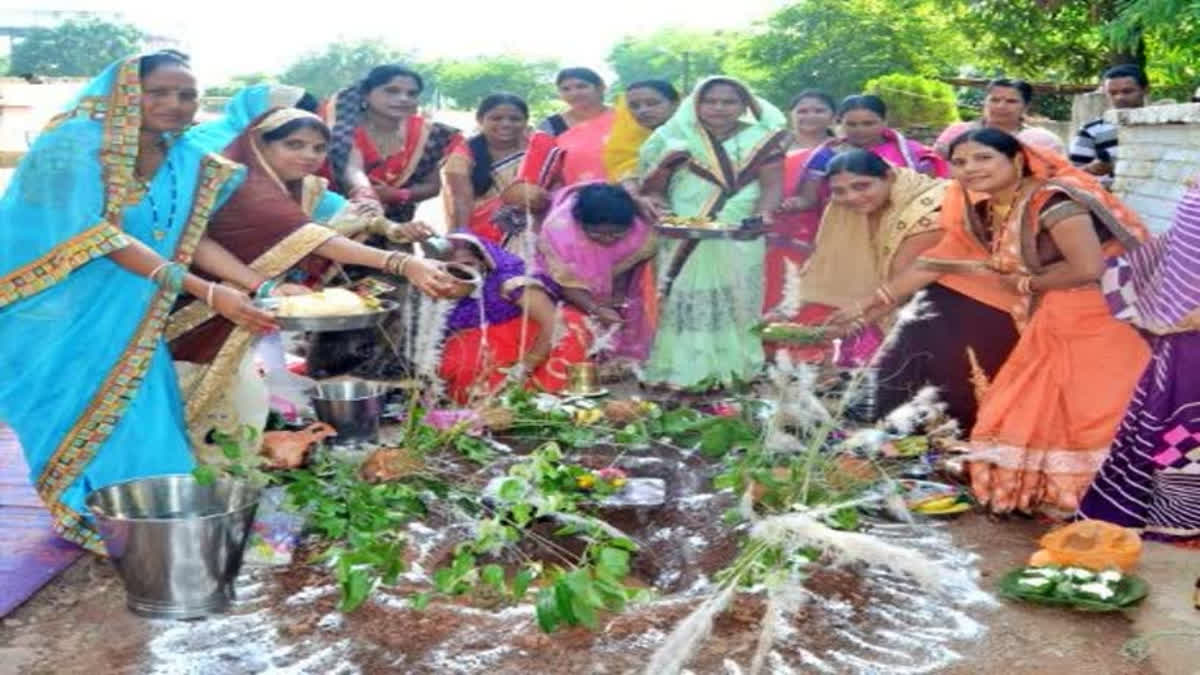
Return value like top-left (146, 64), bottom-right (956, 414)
top-left (394, 188), bottom-right (412, 204)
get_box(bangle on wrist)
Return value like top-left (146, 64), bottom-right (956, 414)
top-left (875, 283), bottom-right (897, 307)
top-left (154, 262), bottom-right (186, 293)
top-left (395, 188), bottom-right (412, 204)
top-left (205, 281), bottom-right (217, 307)
top-left (255, 278), bottom-right (279, 299)
top-left (350, 185), bottom-right (377, 201)
top-left (1017, 275), bottom-right (1035, 295)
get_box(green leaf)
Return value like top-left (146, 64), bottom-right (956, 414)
top-left (509, 502), bottom-right (533, 527)
top-left (571, 594), bottom-right (599, 629)
top-left (192, 465), bottom-right (217, 486)
top-left (597, 547), bottom-right (630, 580)
top-left (512, 567), bottom-right (535, 599)
top-left (433, 567), bottom-right (458, 594)
top-left (554, 579), bottom-right (579, 625)
top-left (498, 477), bottom-right (527, 502)
top-left (481, 564), bottom-right (506, 592)
top-left (338, 569), bottom-right (371, 612)
top-left (535, 587), bottom-right (560, 633)
top-left (410, 591), bottom-right (431, 611)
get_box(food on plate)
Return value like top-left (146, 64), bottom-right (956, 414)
top-left (275, 288), bottom-right (374, 317)
top-left (660, 215), bottom-right (721, 229)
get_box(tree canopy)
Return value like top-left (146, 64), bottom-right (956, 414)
top-left (429, 55), bottom-right (561, 117)
top-left (606, 29), bottom-right (734, 94)
top-left (9, 18), bottom-right (144, 77)
top-left (278, 40), bottom-right (419, 99)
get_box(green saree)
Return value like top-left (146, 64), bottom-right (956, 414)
top-left (637, 77), bottom-right (788, 389)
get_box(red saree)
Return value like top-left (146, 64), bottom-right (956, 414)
top-left (443, 130), bottom-right (564, 244)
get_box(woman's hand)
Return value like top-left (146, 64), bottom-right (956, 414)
top-left (209, 285), bottom-right (278, 333)
top-left (779, 196), bottom-right (809, 212)
top-left (271, 282), bottom-right (311, 297)
top-left (386, 221), bottom-right (435, 243)
top-left (634, 193), bottom-right (669, 221)
top-left (374, 183), bottom-right (411, 206)
top-left (403, 258), bottom-right (456, 297)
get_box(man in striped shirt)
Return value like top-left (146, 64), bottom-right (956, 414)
top-left (1069, 65), bottom-right (1149, 186)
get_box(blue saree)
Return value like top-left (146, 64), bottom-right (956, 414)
top-left (186, 83), bottom-right (307, 153)
top-left (0, 57), bottom-right (243, 552)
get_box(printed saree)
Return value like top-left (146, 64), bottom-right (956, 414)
top-left (1078, 181), bottom-right (1200, 543)
top-left (322, 84), bottom-right (460, 222)
top-left (637, 76), bottom-right (789, 389)
top-left (0, 57), bottom-right (243, 552)
top-left (437, 234), bottom-right (590, 403)
top-left (921, 143), bottom-right (1150, 514)
top-left (442, 130), bottom-right (564, 244)
top-left (168, 109), bottom-right (344, 451)
top-left (805, 128), bottom-right (948, 180)
top-left (535, 181), bottom-right (658, 362)
top-left (793, 168), bottom-right (949, 365)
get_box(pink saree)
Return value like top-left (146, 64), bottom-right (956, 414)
top-left (557, 109), bottom-right (617, 185)
top-left (535, 182), bottom-right (657, 361)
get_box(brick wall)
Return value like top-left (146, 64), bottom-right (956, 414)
top-left (1109, 103), bottom-right (1200, 234)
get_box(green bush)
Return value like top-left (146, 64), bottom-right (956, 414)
top-left (863, 73), bottom-right (959, 131)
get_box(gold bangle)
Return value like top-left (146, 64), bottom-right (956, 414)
top-left (205, 281), bottom-right (216, 307)
top-left (396, 254), bottom-right (412, 277)
top-left (1017, 275), bottom-right (1035, 295)
top-left (875, 284), bottom-right (896, 307)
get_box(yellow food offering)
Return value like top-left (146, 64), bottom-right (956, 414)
top-left (276, 288), bottom-right (370, 317)
top-left (661, 215), bottom-right (721, 229)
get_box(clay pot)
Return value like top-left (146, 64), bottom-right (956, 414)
top-left (261, 422), bottom-right (337, 469)
top-left (603, 400), bottom-right (642, 425)
top-left (499, 182), bottom-right (550, 212)
top-left (442, 262), bottom-right (482, 299)
top-left (360, 448), bottom-right (424, 483)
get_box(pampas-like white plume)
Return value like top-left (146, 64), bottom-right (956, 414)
top-left (765, 350), bottom-right (831, 431)
top-left (750, 510), bottom-right (960, 593)
top-left (881, 385), bottom-right (944, 435)
top-left (643, 584), bottom-right (737, 675)
top-left (582, 313), bottom-right (620, 359)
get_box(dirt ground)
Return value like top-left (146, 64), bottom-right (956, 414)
top-left (1, 511), bottom-right (1196, 675)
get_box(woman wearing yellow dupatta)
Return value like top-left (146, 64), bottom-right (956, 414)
top-left (835, 128), bottom-right (1150, 515)
top-left (637, 76), bottom-right (788, 390)
top-left (604, 79), bottom-right (679, 219)
top-left (795, 150), bottom-right (1020, 429)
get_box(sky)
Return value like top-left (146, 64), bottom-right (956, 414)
top-left (4, 1), bottom-right (785, 84)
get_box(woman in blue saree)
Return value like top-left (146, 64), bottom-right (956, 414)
top-left (186, 82), bottom-right (316, 153)
top-left (0, 53), bottom-right (275, 552)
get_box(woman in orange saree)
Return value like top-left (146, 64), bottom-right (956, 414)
top-left (538, 67), bottom-right (615, 186)
top-left (835, 128), bottom-right (1150, 515)
top-left (443, 94), bottom-right (563, 247)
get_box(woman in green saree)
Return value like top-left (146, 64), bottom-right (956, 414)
top-left (637, 76), bottom-right (788, 389)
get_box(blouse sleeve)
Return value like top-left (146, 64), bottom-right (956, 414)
top-left (312, 189), bottom-right (348, 224)
top-left (442, 146), bottom-right (472, 177)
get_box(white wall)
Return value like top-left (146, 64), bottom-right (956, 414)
top-left (1109, 103), bottom-right (1200, 234)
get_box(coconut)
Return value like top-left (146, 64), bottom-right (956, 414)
top-left (603, 400), bottom-right (643, 425)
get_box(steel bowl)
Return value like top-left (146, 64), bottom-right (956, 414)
top-left (309, 379), bottom-right (388, 445)
top-left (442, 262), bottom-right (482, 299)
top-left (85, 474), bottom-right (260, 619)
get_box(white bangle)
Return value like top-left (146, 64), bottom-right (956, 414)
top-left (148, 262), bottom-right (169, 284)
top-left (206, 281), bottom-right (216, 307)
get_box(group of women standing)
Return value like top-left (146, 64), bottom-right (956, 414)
top-left (1, 50), bottom-right (1195, 550)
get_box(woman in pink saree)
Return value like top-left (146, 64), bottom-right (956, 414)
top-left (536, 182), bottom-right (657, 367)
top-left (538, 67), bottom-right (615, 185)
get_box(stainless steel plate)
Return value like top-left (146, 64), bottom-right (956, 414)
top-left (256, 298), bottom-right (400, 332)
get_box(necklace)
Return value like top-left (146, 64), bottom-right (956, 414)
top-left (144, 158), bottom-right (178, 242)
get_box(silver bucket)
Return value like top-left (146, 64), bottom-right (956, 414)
top-left (85, 474), bottom-right (260, 619)
top-left (309, 379), bottom-right (386, 445)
